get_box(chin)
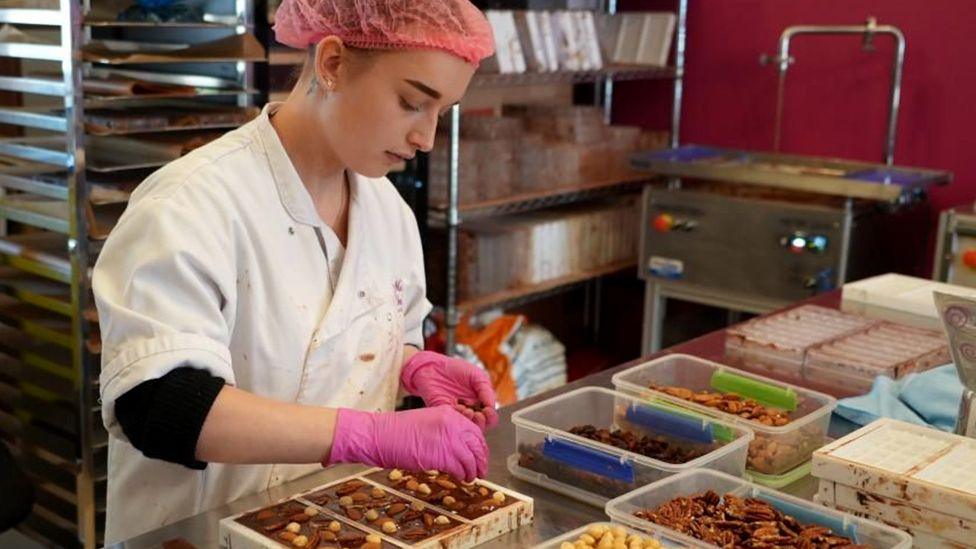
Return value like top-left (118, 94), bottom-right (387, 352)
top-left (354, 159), bottom-right (406, 179)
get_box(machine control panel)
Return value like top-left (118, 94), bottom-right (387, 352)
top-left (780, 231), bottom-right (829, 254)
top-left (652, 213), bottom-right (697, 233)
top-left (964, 248), bottom-right (976, 270)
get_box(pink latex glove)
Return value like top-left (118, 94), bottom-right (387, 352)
top-left (401, 350), bottom-right (499, 430)
top-left (326, 405), bottom-right (487, 481)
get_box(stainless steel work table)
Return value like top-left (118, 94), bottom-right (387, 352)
top-left (111, 294), bottom-right (844, 548)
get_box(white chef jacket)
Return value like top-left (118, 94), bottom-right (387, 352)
top-left (93, 103), bottom-right (432, 544)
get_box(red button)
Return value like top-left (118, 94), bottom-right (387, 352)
top-left (653, 213), bottom-right (674, 233)
top-left (964, 249), bottom-right (976, 269)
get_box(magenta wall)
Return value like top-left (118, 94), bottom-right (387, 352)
top-left (614, 0), bottom-right (976, 217)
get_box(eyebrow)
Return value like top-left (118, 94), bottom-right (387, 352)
top-left (405, 79), bottom-right (442, 100)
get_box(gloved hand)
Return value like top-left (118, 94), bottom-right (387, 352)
top-left (326, 405), bottom-right (488, 481)
top-left (401, 350), bottom-right (498, 430)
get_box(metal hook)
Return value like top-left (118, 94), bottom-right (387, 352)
top-left (862, 16), bottom-right (878, 51)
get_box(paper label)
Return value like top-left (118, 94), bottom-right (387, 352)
top-left (648, 256), bottom-right (683, 279)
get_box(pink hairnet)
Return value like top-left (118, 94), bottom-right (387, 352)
top-left (273, 0), bottom-right (495, 66)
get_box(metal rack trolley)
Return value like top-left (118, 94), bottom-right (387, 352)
top-left (438, 0), bottom-right (689, 353)
top-left (0, 1), bottom-right (263, 546)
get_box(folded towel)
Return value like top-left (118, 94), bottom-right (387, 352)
top-left (835, 364), bottom-right (963, 432)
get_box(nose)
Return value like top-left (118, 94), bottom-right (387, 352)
top-left (408, 114), bottom-right (438, 153)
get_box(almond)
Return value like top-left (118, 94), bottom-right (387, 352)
top-left (387, 503), bottom-right (406, 516)
top-left (435, 479), bottom-right (457, 490)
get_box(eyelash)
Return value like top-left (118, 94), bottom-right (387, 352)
top-left (399, 97), bottom-right (421, 113)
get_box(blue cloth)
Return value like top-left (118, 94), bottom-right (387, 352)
top-left (834, 364), bottom-right (964, 432)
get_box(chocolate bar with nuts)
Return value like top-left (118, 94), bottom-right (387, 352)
top-left (634, 491), bottom-right (870, 548)
top-left (365, 470), bottom-right (517, 520)
top-left (304, 480), bottom-right (463, 544)
top-left (233, 499), bottom-right (396, 548)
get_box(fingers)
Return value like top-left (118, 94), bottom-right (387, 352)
top-left (454, 403), bottom-right (475, 420)
top-left (473, 379), bottom-right (497, 411)
top-left (452, 440), bottom-right (479, 482)
top-left (461, 431), bottom-right (489, 479)
top-left (481, 406), bottom-right (499, 430)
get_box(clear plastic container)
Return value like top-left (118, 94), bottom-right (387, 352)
top-left (533, 522), bottom-right (689, 548)
top-left (744, 459), bottom-right (812, 489)
top-left (612, 354), bottom-right (837, 476)
top-left (724, 341), bottom-right (806, 382)
top-left (605, 469), bottom-right (912, 549)
top-left (509, 387), bottom-right (752, 507)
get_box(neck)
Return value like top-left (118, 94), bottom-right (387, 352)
top-left (270, 88), bottom-right (351, 244)
top-left (270, 88), bottom-right (345, 204)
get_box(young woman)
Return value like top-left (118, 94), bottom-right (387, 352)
top-left (93, 1), bottom-right (497, 542)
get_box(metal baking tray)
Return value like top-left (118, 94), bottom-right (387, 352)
top-left (86, 130), bottom-right (225, 172)
top-left (0, 232), bottom-right (72, 283)
top-left (84, 103), bottom-right (258, 136)
top-left (83, 33), bottom-right (265, 64)
top-left (632, 145), bottom-right (952, 202)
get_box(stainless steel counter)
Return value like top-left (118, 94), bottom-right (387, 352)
top-left (111, 294), bottom-right (840, 548)
top-left (109, 362), bottom-right (819, 549)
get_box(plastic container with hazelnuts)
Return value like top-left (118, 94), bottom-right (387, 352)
top-left (533, 522), bottom-right (688, 548)
top-left (612, 354), bottom-right (837, 477)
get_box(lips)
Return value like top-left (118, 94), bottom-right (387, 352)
top-left (386, 151), bottom-right (414, 162)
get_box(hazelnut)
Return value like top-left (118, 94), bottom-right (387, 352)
top-left (285, 522), bottom-right (302, 533)
top-left (365, 534), bottom-right (382, 544)
top-left (328, 520), bottom-right (342, 532)
top-left (381, 520), bottom-right (398, 534)
top-left (478, 487), bottom-right (489, 497)
top-left (339, 496), bottom-right (354, 507)
top-left (303, 506), bottom-right (318, 517)
top-left (388, 469), bottom-right (403, 481)
top-left (371, 487), bottom-right (385, 499)
top-left (365, 509), bottom-right (379, 521)
top-left (417, 483), bottom-right (432, 495)
top-left (291, 534), bottom-right (309, 547)
top-left (492, 491), bottom-right (506, 503)
top-left (405, 479), bottom-right (420, 492)
top-left (410, 501), bottom-right (425, 512)
top-left (442, 495), bottom-right (456, 506)
top-left (434, 515), bottom-right (450, 525)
